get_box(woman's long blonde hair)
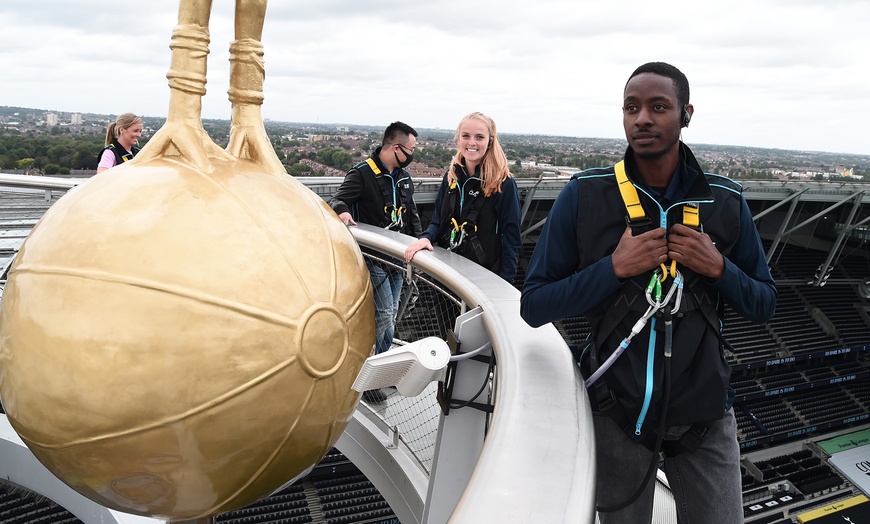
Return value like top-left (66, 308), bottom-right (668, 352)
top-left (448, 112), bottom-right (512, 196)
top-left (104, 113), bottom-right (142, 146)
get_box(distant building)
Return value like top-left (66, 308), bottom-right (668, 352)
top-left (310, 135), bottom-right (340, 143)
top-left (46, 113), bottom-right (58, 126)
top-left (70, 114), bottom-right (83, 125)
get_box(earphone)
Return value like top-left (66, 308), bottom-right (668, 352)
top-left (681, 108), bottom-right (691, 128)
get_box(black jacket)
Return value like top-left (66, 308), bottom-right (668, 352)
top-left (328, 148), bottom-right (422, 237)
top-left (98, 139), bottom-right (140, 166)
top-left (422, 163), bottom-right (522, 282)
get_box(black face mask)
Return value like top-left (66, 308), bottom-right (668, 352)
top-left (395, 147), bottom-right (413, 169)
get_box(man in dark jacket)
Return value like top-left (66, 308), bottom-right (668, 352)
top-left (329, 122), bottom-right (422, 402)
top-left (521, 63), bottom-right (776, 522)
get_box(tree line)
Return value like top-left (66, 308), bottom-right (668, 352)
top-left (0, 131), bottom-right (746, 180)
top-left (0, 133), bottom-right (106, 173)
top-left (4, 128), bottom-right (865, 182)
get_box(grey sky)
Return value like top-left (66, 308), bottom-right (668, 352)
top-left (1, 0), bottom-right (868, 155)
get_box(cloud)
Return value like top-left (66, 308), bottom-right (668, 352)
top-left (1, 0), bottom-right (868, 155)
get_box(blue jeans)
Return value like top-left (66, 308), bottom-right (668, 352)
top-left (367, 260), bottom-right (403, 354)
top-left (594, 408), bottom-right (743, 524)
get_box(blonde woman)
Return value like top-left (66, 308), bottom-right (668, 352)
top-left (404, 112), bottom-right (521, 283)
top-left (97, 113), bottom-right (143, 173)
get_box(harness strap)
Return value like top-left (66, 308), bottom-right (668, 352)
top-left (683, 202), bottom-right (700, 228)
top-left (365, 159), bottom-right (392, 206)
top-left (444, 181), bottom-right (462, 244)
top-left (587, 384), bottom-right (712, 456)
top-left (445, 174), bottom-right (487, 227)
top-left (614, 160), bottom-right (700, 231)
top-left (103, 141), bottom-right (139, 165)
top-left (461, 189), bottom-right (489, 264)
top-left (442, 174), bottom-right (490, 263)
top-left (364, 158), bottom-right (381, 175)
top-left (361, 159), bottom-right (392, 211)
top-left (589, 161), bottom-right (706, 440)
top-left (394, 179), bottom-right (410, 216)
top-left (363, 158), bottom-right (408, 230)
top-left (464, 189), bottom-right (487, 225)
top-left (615, 161), bottom-right (647, 223)
top-left (433, 165), bottom-right (503, 272)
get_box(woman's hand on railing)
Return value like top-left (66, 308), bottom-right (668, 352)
top-left (404, 238), bottom-right (433, 263)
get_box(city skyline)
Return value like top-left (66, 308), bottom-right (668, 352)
top-left (3, 104), bottom-right (869, 184)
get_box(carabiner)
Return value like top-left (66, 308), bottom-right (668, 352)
top-left (659, 259), bottom-right (677, 282)
top-left (449, 218), bottom-right (467, 250)
top-left (646, 269), bottom-right (664, 308)
top-left (668, 270), bottom-right (684, 314)
top-left (392, 206), bottom-right (405, 228)
top-left (384, 205), bottom-right (403, 229)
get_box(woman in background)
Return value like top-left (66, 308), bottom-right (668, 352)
top-left (97, 113), bottom-right (143, 173)
top-left (404, 111), bottom-right (521, 283)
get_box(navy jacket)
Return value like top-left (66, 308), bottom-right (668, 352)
top-left (421, 163), bottom-right (522, 283)
top-left (521, 144), bottom-right (776, 428)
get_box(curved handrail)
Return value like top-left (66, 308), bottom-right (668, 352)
top-left (0, 173), bottom-right (84, 190)
top-left (350, 224), bottom-right (596, 523)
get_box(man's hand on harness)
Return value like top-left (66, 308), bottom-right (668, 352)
top-left (667, 223), bottom-right (724, 280)
top-left (611, 226), bottom-right (668, 280)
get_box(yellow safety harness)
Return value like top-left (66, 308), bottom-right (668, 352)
top-left (588, 161), bottom-right (698, 511)
top-left (366, 158), bottom-right (407, 229)
top-left (445, 180), bottom-right (481, 250)
top-left (614, 160), bottom-right (699, 281)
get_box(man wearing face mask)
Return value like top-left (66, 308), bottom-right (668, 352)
top-left (329, 121), bottom-right (422, 402)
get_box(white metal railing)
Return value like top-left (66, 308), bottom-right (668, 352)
top-left (344, 225), bottom-right (596, 523)
top-left (0, 173), bottom-right (85, 191)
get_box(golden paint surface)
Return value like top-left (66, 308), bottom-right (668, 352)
top-left (0, 1), bottom-right (374, 520)
top-left (0, 157), bottom-right (374, 519)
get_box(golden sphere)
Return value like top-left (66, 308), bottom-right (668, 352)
top-left (0, 159), bottom-right (374, 520)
